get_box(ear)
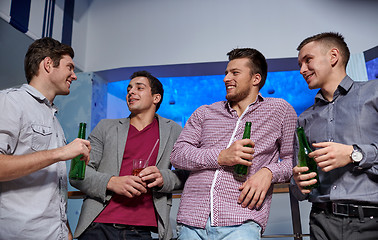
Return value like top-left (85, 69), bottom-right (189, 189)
top-left (252, 73), bottom-right (262, 87)
top-left (329, 48), bottom-right (339, 67)
top-left (43, 57), bottom-right (53, 73)
top-left (153, 94), bottom-right (161, 105)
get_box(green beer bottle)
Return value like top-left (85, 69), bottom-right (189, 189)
top-left (234, 122), bottom-right (252, 176)
top-left (296, 127), bottom-right (319, 189)
top-left (69, 122), bottom-right (87, 180)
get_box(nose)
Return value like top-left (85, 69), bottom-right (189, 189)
top-left (71, 72), bottom-right (77, 81)
top-left (299, 64), bottom-right (307, 76)
top-left (224, 73), bottom-right (231, 83)
top-left (127, 87), bottom-right (136, 97)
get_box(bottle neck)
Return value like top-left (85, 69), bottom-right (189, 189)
top-left (297, 129), bottom-right (312, 152)
top-left (78, 123), bottom-right (86, 139)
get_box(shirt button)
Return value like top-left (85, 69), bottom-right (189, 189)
top-left (332, 185), bottom-right (337, 190)
top-left (329, 138), bottom-right (334, 142)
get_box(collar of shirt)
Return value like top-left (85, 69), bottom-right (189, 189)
top-left (315, 75), bottom-right (353, 103)
top-left (225, 93), bottom-right (265, 116)
top-left (21, 84), bottom-right (58, 113)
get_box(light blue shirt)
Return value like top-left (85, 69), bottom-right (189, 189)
top-left (0, 84), bottom-right (69, 239)
top-left (291, 76), bottom-right (378, 204)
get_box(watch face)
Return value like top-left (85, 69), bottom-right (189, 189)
top-left (352, 150), bottom-right (363, 162)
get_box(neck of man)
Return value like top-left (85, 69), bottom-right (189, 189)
top-left (321, 69), bottom-right (347, 102)
top-left (29, 78), bottom-right (55, 103)
top-left (230, 92), bottom-right (258, 117)
top-left (130, 110), bottom-right (156, 131)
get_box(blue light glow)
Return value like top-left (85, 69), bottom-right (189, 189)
top-left (108, 70), bottom-right (318, 126)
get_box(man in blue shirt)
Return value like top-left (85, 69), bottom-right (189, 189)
top-left (291, 32), bottom-right (378, 240)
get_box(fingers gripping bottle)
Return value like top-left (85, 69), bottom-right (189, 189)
top-left (69, 122), bottom-right (87, 180)
top-left (234, 122), bottom-right (252, 176)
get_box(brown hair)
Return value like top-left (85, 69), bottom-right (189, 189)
top-left (227, 48), bottom-right (268, 90)
top-left (297, 32), bottom-right (350, 69)
top-left (24, 37), bottom-right (74, 83)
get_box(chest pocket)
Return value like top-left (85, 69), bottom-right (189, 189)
top-left (31, 124), bottom-right (52, 151)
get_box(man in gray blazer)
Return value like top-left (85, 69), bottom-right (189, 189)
top-left (71, 71), bottom-right (187, 240)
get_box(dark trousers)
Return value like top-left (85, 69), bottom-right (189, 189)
top-left (78, 222), bottom-right (153, 240)
top-left (310, 208), bottom-right (378, 240)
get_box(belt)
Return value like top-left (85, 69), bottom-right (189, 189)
top-left (109, 223), bottom-right (157, 232)
top-left (313, 202), bottom-right (378, 218)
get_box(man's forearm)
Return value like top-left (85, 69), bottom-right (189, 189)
top-left (0, 149), bottom-right (60, 181)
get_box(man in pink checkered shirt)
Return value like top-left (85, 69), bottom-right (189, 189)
top-left (170, 48), bottom-right (297, 239)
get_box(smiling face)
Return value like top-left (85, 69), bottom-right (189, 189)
top-left (49, 54), bottom-right (77, 95)
top-left (126, 76), bottom-right (160, 114)
top-left (224, 58), bottom-right (256, 104)
top-left (298, 41), bottom-right (333, 90)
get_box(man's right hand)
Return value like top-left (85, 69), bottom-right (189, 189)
top-left (107, 176), bottom-right (147, 198)
top-left (59, 138), bottom-right (91, 164)
top-left (217, 139), bottom-right (254, 167)
top-left (292, 165), bottom-right (318, 194)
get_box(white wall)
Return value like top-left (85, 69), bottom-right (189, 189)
top-left (81, 0), bottom-right (378, 72)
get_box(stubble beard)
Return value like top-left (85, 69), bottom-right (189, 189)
top-left (226, 88), bottom-right (250, 103)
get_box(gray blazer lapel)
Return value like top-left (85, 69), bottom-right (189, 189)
top-left (117, 118), bottom-right (130, 172)
top-left (157, 115), bottom-right (171, 165)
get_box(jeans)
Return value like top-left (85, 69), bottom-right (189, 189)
top-left (78, 222), bottom-right (153, 240)
top-left (177, 216), bottom-right (261, 240)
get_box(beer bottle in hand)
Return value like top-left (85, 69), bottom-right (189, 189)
top-left (69, 122), bottom-right (87, 180)
top-left (234, 122), bottom-right (252, 176)
top-left (297, 127), bottom-right (319, 189)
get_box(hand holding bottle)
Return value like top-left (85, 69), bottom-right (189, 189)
top-left (62, 138), bottom-right (91, 164)
top-left (294, 127), bottom-right (319, 192)
top-left (217, 139), bottom-right (254, 167)
top-left (293, 165), bottom-right (318, 194)
top-left (69, 123), bottom-right (90, 180)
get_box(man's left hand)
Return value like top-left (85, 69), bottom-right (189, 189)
top-left (309, 142), bottom-right (353, 172)
top-left (238, 167), bottom-right (272, 210)
top-left (139, 166), bottom-right (164, 188)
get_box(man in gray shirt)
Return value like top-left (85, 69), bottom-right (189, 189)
top-left (291, 32), bottom-right (378, 240)
top-left (0, 37), bottom-right (91, 240)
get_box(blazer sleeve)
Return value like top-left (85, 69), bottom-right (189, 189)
top-left (70, 119), bottom-right (114, 202)
top-left (157, 121), bottom-right (189, 193)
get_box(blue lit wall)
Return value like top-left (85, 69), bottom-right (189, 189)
top-left (108, 70), bottom-right (318, 126)
top-left (366, 58), bottom-right (378, 80)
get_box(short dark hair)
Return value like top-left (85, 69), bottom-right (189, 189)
top-left (227, 48), bottom-right (268, 90)
top-left (24, 37), bottom-right (74, 83)
top-left (130, 71), bottom-right (164, 111)
top-left (297, 32), bottom-right (350, 69)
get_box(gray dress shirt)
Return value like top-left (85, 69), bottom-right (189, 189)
top-left (291, 76), bottom-right (378, 204)
top-left (0, 84), bottom-right (68, 239)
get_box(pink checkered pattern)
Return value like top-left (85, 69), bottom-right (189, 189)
top-left (170, 95), bottom-right (297, 231)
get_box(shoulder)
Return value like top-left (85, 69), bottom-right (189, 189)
top-left (0, 86), bottom-right (31, 113)
top-left (192, 101), bottom-right (227, 116)
top-left (93, 118), bottom-right (127, 131)
top-left (0, 86), bottom-right (26, 100)
top-left (262, 97), bottom-right (296, 113)
top-left (356, 79), bottom-right (378, 90)
top-left (157, 115), bottom-right (182, 130)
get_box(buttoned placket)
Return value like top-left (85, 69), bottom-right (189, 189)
top-left (51, 106), bottom-right (68, 239)
top-left (210, 100), bottom-right (260, 226)
top-left (327, 93), bottom-right (340, 197)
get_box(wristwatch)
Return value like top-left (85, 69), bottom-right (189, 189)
top-left (350, 145), bottom-right (363, 163)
